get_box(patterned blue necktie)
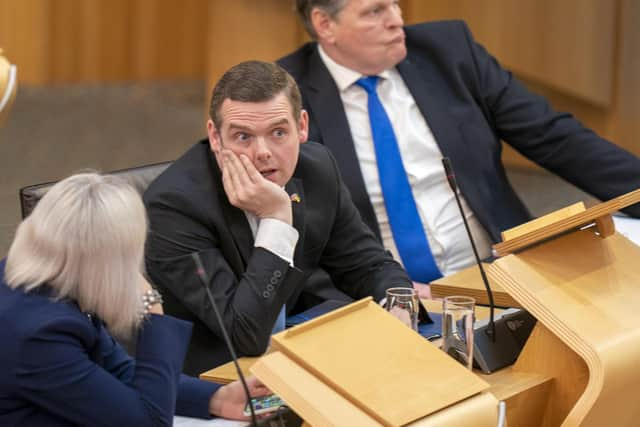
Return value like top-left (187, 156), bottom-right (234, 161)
top-left (355, 76), bottom-right (442, 283)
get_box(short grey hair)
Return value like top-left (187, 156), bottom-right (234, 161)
top-left (5, 173), bottom-right (148, 340)
top-left (296, 0), bottom-right (347, 39)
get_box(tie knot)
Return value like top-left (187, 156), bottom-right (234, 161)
top-left (355, 76), bottom-right (379, 94)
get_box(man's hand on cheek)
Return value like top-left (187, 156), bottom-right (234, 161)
top-left (221, 150), bottom-right (292, 225)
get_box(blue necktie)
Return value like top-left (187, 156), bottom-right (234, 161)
top-left (356, 76), bottom-right (442, 283)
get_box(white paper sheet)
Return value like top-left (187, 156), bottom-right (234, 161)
top-left (613, 215), bottom-right (640, 246)
top-left (173, 416), bottom-right (248, 427)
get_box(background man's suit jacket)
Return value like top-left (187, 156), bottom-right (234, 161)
top-left (278, 20), bottom-right (640, 244)
top-left (144, 141), bottom-right (410, 375)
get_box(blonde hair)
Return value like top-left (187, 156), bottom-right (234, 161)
top-left (5, 172), bottom-right (147, 340)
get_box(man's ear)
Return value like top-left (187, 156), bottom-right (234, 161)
top-left (311, 8), bottom-right (336, 43)
top-left (298, 110), bottom-right (309, 143)
top-left (207, 119), bottom-right (222, 154)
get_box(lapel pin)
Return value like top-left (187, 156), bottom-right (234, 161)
top-left (290, 193), bottom-right (301, 203)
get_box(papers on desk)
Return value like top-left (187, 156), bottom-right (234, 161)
top-left (613, 215), bottom-right (640, 246)
top-left (173, 416), bottom-right (248, 427)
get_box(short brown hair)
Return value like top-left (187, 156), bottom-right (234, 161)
top-left (296, 0), bottom-right (347, 39)
top-left (209, 60), bottom-right (302, 129)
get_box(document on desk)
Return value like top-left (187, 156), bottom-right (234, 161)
top-left (613, 216), bottom-right (640, 246)
top-left (173, 416), bottom-right (248, 427)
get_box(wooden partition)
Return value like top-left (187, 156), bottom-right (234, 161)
top-left (0, 0), bottom-right (208, 84)
top-left (205, 0), bottom-right (306, 106)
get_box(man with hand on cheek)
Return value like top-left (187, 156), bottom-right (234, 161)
top-left (144, 61), bottom-right (411, 376)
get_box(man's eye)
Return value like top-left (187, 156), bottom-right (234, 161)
top-left (273, 129), bottom-right (286, 138)
top-left (236, 133), bottom-right (251, 142)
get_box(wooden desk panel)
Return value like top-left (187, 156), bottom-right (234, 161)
top-left (200, 298), bottom-right (549, 426)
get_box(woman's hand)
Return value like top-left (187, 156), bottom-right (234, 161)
top-left (208, 376), bottom-right (272, 420)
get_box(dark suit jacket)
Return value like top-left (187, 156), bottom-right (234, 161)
top-left (278, 20), bottom-right (640, 244)
top-left (144, 140), bottom-right (411, 375)
top-left (0, 259), bottom-right (219, 427)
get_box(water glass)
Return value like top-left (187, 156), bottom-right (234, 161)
top-left (442, 296), bottom-right (475, 369)
top-left (385, 287), bottom-right (419, 331)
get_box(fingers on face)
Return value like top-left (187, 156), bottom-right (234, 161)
top-left (222, 150), bottom-right (260, 204)
top-left (221, 152), bottom-right (241, 202)
top-left (239, 154), bottom-right (262, 182)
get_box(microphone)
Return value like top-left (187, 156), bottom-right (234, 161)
top-left (192, 253), bottom-right (299, 426)
top-left (441, 158), bottom-right (535, 373)
top-left (191, 253), bottom-right (259, 425)
top-left (442, 157), bottom-right (496, 340)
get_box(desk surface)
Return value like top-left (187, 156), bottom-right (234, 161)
top-left (200, 298), bottom-right (497, 384)
top-left (199, 297), bottom-right (550, 427)
top-left (198, 218), bottom-right (640, 425)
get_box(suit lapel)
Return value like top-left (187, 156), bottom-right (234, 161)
top-left (303, 48), bottom-right (381, 237)
top-left (285, 178), bottom-right (305, 268)
top-left (219, 198), bottom-right (253, 269)
top-left (397, 55), bottom-right (496, 241)
top-left (396, 56), bottom-right (468, 163)
top-left (284, 177), bottom-right (308, 312)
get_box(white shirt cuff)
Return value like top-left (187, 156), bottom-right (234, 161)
top-left (254, 218), bottom-right (299, 266)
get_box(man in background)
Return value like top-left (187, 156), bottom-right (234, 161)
top-left (144, 60), bottom-right (411, 375)
top-left (278, 0), bottom-right (640, 296)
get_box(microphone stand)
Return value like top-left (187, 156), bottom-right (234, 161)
top-left (442, 157), bottom-right (496, 341)
top-left (191, 253), bottom-right (259, 426)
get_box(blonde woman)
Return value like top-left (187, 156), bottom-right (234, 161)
top-left (0, 173), bottom-right (268, 426)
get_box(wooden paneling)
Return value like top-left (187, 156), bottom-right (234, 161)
top-left (130, 0), bottom-right (207, 80)
top-left (0, 0), bottom-right (51, 84)
top-left (0, 0), bottom-right (207, 85)
top-left (205, 0), bottom-right (306, 104)
top-left (608, 0), bottom-right (640, 156)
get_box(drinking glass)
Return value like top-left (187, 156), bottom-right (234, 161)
top-left (385, 287), bottom-right (419, 332)
top-left (442, 296), bottom-right (475, 369)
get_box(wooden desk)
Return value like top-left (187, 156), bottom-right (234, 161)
top-left (200, 296), bottom-right (550, 426)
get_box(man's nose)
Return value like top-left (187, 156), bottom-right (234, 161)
top-left (255, 137), bottom-right (272, 161)
top-left (387, 4), bottom-right (404, 27)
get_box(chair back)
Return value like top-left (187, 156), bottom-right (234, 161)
top-left (19, 161), bottom-right (171, 218)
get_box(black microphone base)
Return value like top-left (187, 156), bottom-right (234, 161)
top-left (250, 406), bottom-right (304, 427)
top-left (473, 310), bottom-right (536, 374)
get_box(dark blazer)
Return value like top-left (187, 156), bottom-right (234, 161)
top-left (278, 20), bottom-right (640, 243)
top-left (144, 140), bottom-right (411, 376)
top-left (0, 259), bottom-right (220, 427)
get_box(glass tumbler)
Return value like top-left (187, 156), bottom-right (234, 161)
top-left (385, 287), bottom-right (419, 332)
top-left (442, 296), bottom-right (475, 369)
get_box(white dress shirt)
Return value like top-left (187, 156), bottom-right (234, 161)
top-left (318, 46), bottom-right (493, 278)
top-left (244, 214), bottom-right (298, 266)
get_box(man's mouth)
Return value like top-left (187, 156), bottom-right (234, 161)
top-left (389, 33), bottom-right (405, 44)
top-left (260, 169), bottom-right (277, 179)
